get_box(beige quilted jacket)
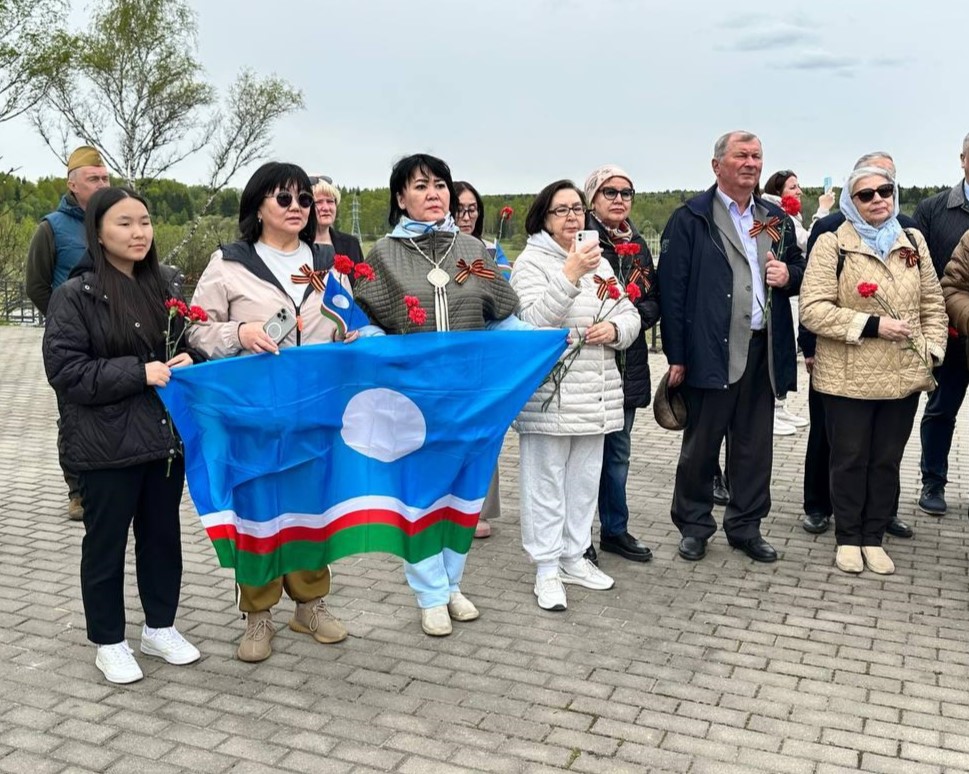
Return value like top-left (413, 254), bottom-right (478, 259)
top-left (800, 222), bottom-right (946, 400)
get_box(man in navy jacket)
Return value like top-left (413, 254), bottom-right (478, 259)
top-left (659, 130), bottom-right (805, 563)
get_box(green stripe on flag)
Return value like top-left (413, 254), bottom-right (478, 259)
top-left (210, 521), bottom-right (476, 587)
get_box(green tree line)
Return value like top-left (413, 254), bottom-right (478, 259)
top-left (0, 172), bottom-right (949, 284)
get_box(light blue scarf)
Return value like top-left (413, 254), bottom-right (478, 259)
top-left (389, 213), bottom-right (458, 239)
top-left (839, 170), bottom-right (902, 261)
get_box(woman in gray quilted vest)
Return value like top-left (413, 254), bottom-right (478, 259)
top-left (353, 153), bottom-right (519, 637)
top-left (800, 166), bottom-right (947, 576)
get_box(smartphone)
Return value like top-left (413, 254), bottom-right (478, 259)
top-left (823, 176), bottom-right (833, 193)
top-left (575, 230), bottom-right (600, 250)
top-left (263, 307), bottom-right (297, 344)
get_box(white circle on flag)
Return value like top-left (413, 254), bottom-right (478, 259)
top-left (333, 296), bottom-right (350, 309)
top-left (341, 388), bottom-right (426, 462)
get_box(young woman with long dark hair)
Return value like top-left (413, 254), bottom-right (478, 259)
top-left (43, 186), bottom-right (201, 684)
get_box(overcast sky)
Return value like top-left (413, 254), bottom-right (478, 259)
top-left (4, 0), bottom-right (968, 194)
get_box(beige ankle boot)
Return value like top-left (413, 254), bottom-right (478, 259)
top-left (290, 598), bottom-right (347, 644)
top-left (237, 610), bottom-right (275, 662)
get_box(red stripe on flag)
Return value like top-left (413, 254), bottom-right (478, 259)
top-left (205, 506), bottom-right (480, 555)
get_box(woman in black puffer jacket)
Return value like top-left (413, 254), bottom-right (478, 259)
top-left (43, 186), bottom-right (202, 685)
top-left (583, 165), bottom-right (660, 564)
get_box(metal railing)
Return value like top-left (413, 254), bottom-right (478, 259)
top-left (1, 280), bottom-right (42, 325)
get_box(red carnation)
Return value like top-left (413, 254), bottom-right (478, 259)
top-left (165, 298), bottom-right (188, 317)
top-left (500, 206), bottom-right (513, 220)
top-left (615, 243), bottom-right (641, 258)
top-left (857, 282), bottom-right (879, 298)
top-left (949, 325), bottom-right (960, 338)
top-left (188, 305), bottom-right (208, 323)
top-left (607, 284), bottom-right (621, 300)
top-left (404, 295), bottom-right (421, 309)
top-left (333, 254), bottom-right (355, 275)
top-left (780, 195), bottom-right (802, 218)
top-left (625, 282), bottom-right (642, 302)
top-left (408, 306), bottom-right (427, 326)
top-left (353, 262), bottom-right (375, 282)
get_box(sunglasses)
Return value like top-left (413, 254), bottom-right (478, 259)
top-left (308, 175), bottom-right (333, 185)
top-left (852, 184), bottom-right (894, 204)
top-left (600, 186), bottom-right (635, 201)
top-left (266, 191), bottom-right (314, 209)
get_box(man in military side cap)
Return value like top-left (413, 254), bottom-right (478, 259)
top-left (26, 146), bottom-right (110, 521)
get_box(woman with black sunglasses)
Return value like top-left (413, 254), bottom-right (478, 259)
top-left (581, 165), bottom-right (659, 566)
top-left (188, 162), bottom-right (353, 662)
top-left (800, 165), bottom-right (946, 576)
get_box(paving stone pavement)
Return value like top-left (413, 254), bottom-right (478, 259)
top-left (2, 324), bottom-right (969, 774)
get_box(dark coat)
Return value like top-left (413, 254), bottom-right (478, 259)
top-left (42, 255), bottom-right (200, 471)
top-left (914, 182), bottom-right (969, 279)
top-left (658, 186), bottom-right (805, 397)
top-left (588, 215), bottom-right (660, 408)
top-left (799, 210), bottom-right (919, 357)
top-left (331, 227), bottom-right (365, 264)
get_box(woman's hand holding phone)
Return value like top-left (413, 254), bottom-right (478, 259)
top-left (564, 233), bottom-right (602, 285)
top-left (239, 322), bottom-right (280, 355)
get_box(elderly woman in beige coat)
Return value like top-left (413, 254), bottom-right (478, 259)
top-left (189, 162), bottom-right (350, 663)
top-left (800, 166), bottom-right (946, 576)
top-left (511, 179), bottom-right (640, 612)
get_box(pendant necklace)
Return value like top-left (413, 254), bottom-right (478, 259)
top-left (409, 233), bottom-right (458, 331)
top-left (409, 233), bottom-right (457, 287)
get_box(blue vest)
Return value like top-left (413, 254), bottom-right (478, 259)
top-left (43, 195), bottom-right (87, 289)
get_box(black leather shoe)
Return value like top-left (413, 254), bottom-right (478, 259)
top-left (886, 518), bottom-right (913, 539)
top-left (583, 543), bottom-right (599, 566)
top-left (727, 536), bottom-right (778, 563)
top-left (678, 536), bottom-right (707, 561)
top-left (803, 512), bottom-right (831, 534)
top-left (600, 532), bottom-right (653, 562)
top-left (918, 485), bottom-right (946, 516)
top-left (712, 475), bottom-right (730, 506)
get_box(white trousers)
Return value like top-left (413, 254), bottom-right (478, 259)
top-left (518, 433), bottom-right (604, 571)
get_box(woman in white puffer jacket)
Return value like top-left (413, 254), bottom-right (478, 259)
top-left (510, 179), bottom-right (641, 612)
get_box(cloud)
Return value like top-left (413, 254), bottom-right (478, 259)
top-left (779, 49), bottom-right (860, 74)
top-left (717, 19), bottom-right (817, 52)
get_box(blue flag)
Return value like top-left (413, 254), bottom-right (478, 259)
top-left (321, 269), bottom-right (371, 336)
top-left (157, 330), bottom-right (567, 585)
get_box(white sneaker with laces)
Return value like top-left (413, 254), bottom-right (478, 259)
top-left (773, 416), bottom-right (796, 436)
top-left (559, 557), bottom-right (615, 590)
top-left (140, 625), bottom-right (201, 665)
top-left (775, 405), bottom-right (809, 428)
top-left (96, 641), bottom-right (144, 684)
top-left (534, 573), bottom-right (567, 611)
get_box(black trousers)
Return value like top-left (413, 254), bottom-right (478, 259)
top-left (803, 378), bottom-right (831, 517)
top-left (919, 339), bottom-right (969, 489)
top-left (823, 393), bottom-right (918, 546)
top-left (672, 335), bottom-right (774, 541)
top-left (55, 392), bottom-right (80, 498)
top-left (78, 457), bottom-right (184, 644)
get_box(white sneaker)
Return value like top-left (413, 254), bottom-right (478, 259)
top-left (773, 416), bottom-right (796, 436)
top-left (559, 558), bottom-right (615, 590)
top-left (534, 574), bottom-right (567, 611)
top-left (140, 625), bottom-right (201, 665)
top-left (96, 641), bottom-right (144, 684)
top-left (775, 405), bottom-right (808, 428)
